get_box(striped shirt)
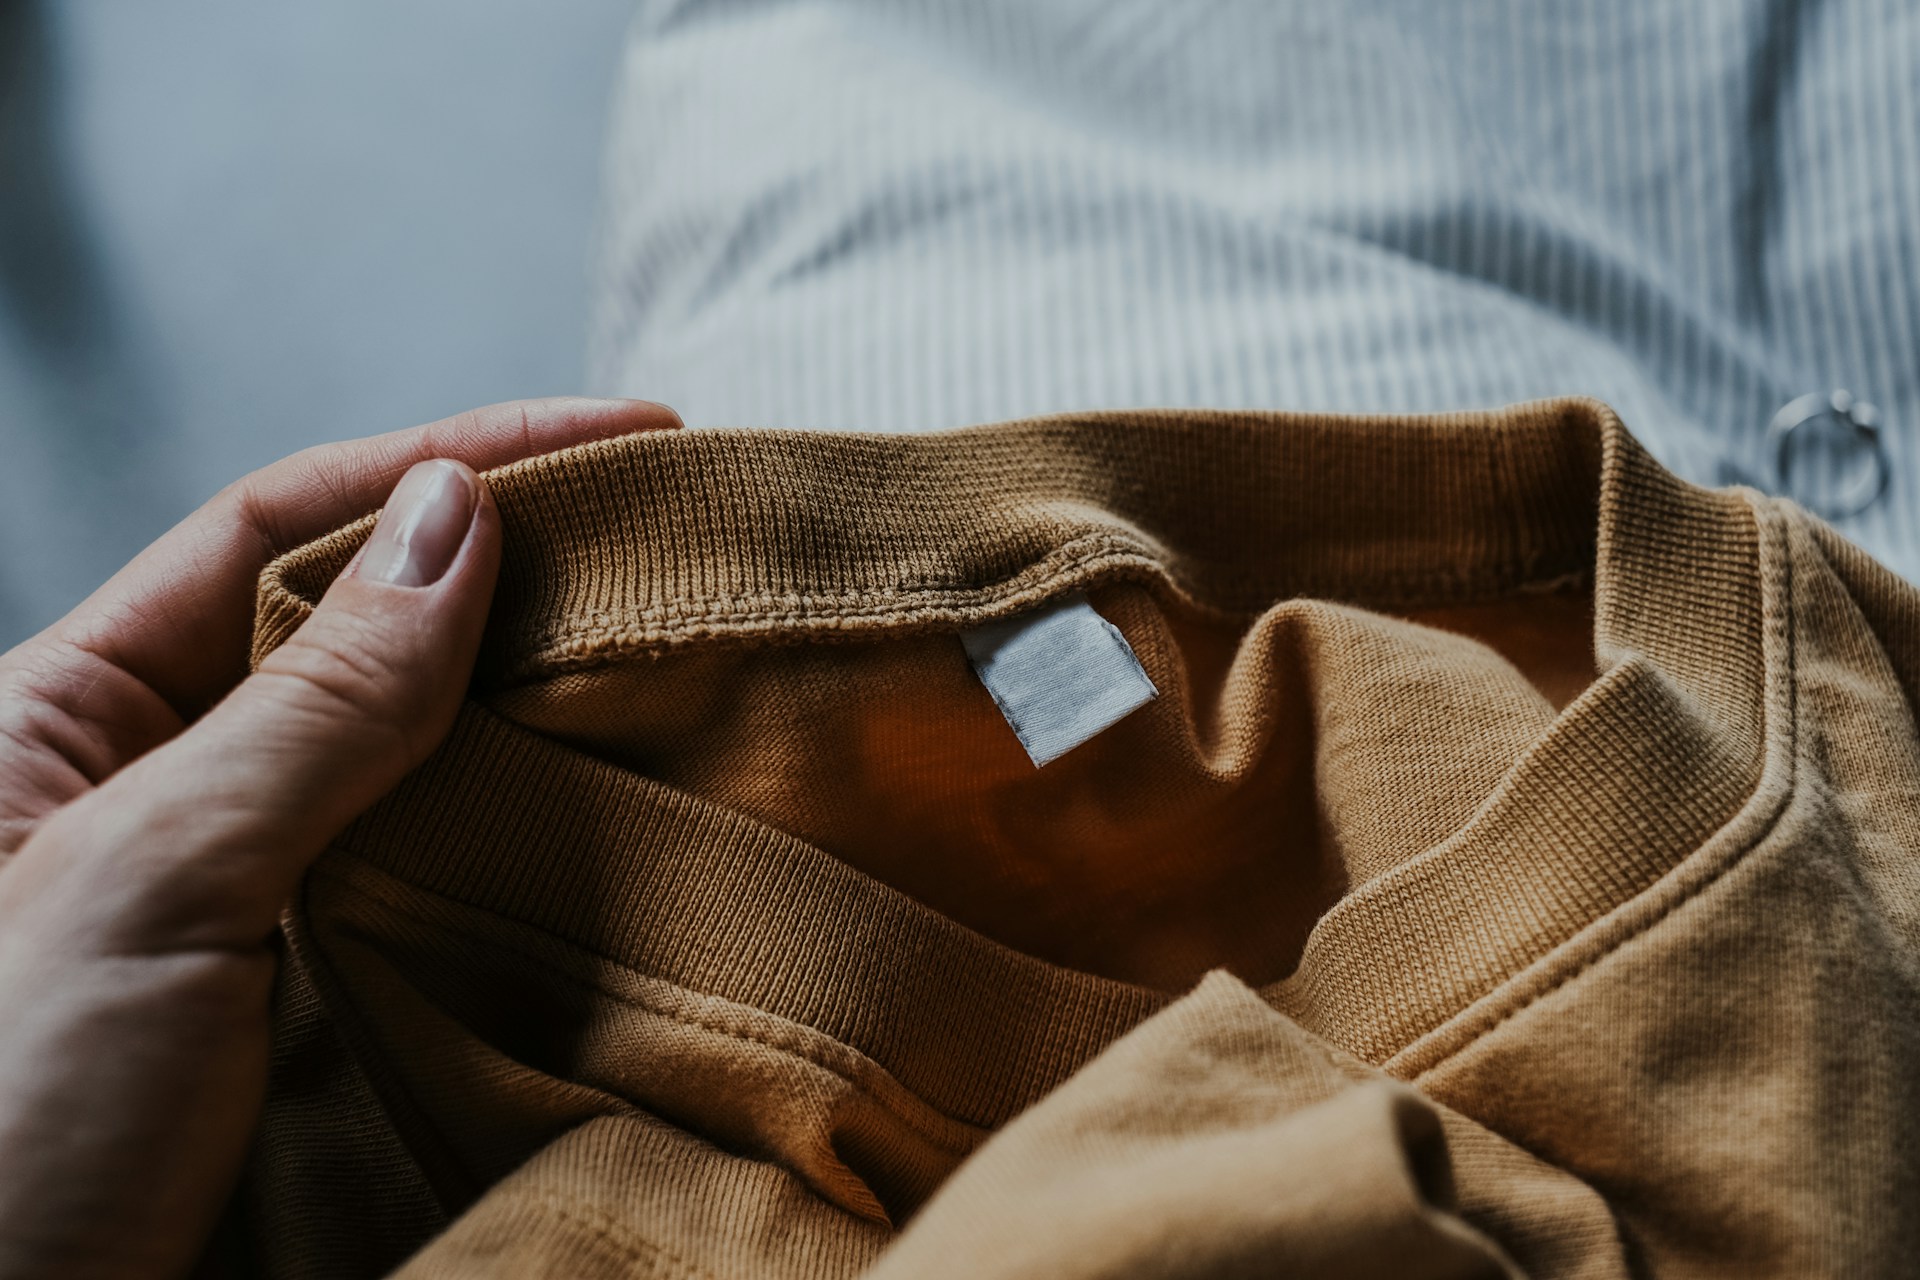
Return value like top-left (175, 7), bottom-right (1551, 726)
top-left (589, 0), bottom-right (1919, 580)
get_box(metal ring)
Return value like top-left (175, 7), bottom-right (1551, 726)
top-left (1766, 389), bottom-right (1888, 520)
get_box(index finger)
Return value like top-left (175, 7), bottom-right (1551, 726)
top-left (33, 397), bottom-right (680, 719)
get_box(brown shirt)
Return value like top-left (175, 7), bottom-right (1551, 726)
top-left (242, 398), bottom-right (1920, 1278)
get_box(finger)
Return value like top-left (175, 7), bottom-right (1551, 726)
top-left (225, 396), bottom-right (681, 558)
top-left (5, 460), bottom-right (501, 955)
top-left (35, 396), bottom-right (678, 721)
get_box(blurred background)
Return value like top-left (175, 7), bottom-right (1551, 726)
top-left (0, 0), bottom-right (635, 645)
top-left (6, 1), bottom-right (1915, 652)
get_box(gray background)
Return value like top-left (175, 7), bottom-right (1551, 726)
top-left (0, 0), bottom-right (637, 645)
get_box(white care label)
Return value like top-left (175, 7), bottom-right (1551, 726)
top-left (960, 593), bottom-right (1159, 767)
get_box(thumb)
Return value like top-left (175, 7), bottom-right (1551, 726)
top-left (16, 459), bottom-right (499, 956)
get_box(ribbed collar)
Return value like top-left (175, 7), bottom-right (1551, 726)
top-left (256, 396), bottom-right (1786, 1123)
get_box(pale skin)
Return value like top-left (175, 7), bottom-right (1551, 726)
top-left (0, 397), bottom-right (681, 1278)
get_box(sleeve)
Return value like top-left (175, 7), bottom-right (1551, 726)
top-left (861, 973), bottom-right (1626, 1280)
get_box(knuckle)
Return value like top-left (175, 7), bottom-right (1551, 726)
top-left (253, 618), bottom-right (420, 747)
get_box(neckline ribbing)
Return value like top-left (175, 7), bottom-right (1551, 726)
top-left (258, 396), bottom-right (1783, 1124)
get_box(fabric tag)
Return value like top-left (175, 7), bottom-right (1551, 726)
top-left (960, 593), bottom-right (1159, 767)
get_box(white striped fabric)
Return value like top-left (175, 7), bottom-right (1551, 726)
top-left (589, 0), bottom-right (1920, 580)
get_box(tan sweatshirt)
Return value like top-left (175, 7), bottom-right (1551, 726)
top-left (241, 398), bottom-right (1920, 1278)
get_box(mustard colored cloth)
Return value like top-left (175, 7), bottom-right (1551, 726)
top-left (244, 399), bottom-right (1920, 1277)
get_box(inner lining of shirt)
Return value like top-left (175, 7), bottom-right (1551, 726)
top-left (483, 578), bottom-right (1595, 992)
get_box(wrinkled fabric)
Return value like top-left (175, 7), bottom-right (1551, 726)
top-left (241, 400), bottom-right (1920, 1277)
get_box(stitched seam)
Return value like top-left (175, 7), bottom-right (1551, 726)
top-left (315, 858), bottom-right (982, 1158)
top-left (271, 532), bottom-right (1586, 676)
top-left (527, 529), bottom-right (1561, 613)
top-left (1407, 497), bottom-right (1797, 1079)
top-left (510, 558), bottom-right (1569, 642)
top-left (1407, 787), bottom-right (1794, 1083)
top-left (498, 552), bottom-right (1588, 683)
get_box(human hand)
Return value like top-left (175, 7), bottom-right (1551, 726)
top-left (0, 397), bottom-right (680, 1278)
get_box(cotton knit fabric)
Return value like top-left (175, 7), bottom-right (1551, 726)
top-left (589, 0), bottom-right (1920, 581)
top-left (241, 398), bottom-right (1920, 1277)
